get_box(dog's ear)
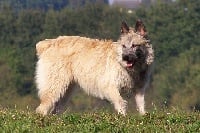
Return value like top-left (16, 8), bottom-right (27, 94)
top-left (135, 19), bottom-right (147, 37)
top-left (121, 21), bottom-right (129, 34)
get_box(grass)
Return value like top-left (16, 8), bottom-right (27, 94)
top-left (0, 108), bottom-right (199, 133)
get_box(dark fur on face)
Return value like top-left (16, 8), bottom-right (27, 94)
top-left (119, 20), bottom-right (154, 69)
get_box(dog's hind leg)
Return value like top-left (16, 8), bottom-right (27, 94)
top-left (52, 84), bottom-right (78, 114)
top-left (36, 61), bottom-right (73, 116)
top-left (36, 83), bottom-right (72, 116)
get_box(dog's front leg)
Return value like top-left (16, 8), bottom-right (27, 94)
top-left (135, 89), bottom-right (146, 115)
top-left (104, 86), bottom-right (127, 116)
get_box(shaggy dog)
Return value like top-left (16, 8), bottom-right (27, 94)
top-left (35, 20), bottom-right (154, 116)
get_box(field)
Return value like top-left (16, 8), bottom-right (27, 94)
top-left (0, 108), bottom-right (199, 133)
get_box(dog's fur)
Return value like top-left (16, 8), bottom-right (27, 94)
top-left (35, 20), bottom-right (154, 116)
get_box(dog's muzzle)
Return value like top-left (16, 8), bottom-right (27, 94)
top-left (122, 54), bottom-right (136, 68)
top-left (122, 48), bottom-right (145, 68)
top-left (122, 54), bottom-right (135, 62)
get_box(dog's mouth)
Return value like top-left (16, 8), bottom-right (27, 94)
top-left (122, 54), bottom-right (137, 69)
top-left (125, 60), bottom-right (136, 69)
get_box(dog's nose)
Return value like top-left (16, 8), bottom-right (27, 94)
top-left (122, 54), bottom-right (129, 61)
top-left (122, 54), bottom-right (135, 62)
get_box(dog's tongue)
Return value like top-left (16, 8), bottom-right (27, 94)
top-left (126, 63), bottom-right (133, 68)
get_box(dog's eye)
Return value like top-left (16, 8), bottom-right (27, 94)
top-left (132, 44), bottom-right (140, 48)
top-left (131, 44), bottom-right (136, 48)
top-left (122, 45), bottom-right (126, 48)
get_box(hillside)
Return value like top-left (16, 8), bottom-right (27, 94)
top-left (0, 108), bottom-right (199, 132)
top-left (0, 0), bottom-right (199, 112)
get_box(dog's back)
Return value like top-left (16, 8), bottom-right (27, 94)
top-left (36, 36), bottom-right (114, 57)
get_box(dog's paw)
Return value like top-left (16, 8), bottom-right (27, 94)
top-left (117, 99), bottom-right (127, 116)
top-left (36, 106), bottom-right (48, 116)
top-left (137, 109), bottom-right (147, 115)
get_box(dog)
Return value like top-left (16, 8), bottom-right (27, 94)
top-left (35, 20), bottom-right (154, 116)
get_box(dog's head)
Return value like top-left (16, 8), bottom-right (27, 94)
top-left (117, 20), bottom-right (154, 69)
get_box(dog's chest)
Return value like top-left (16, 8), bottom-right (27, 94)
top-left (128, 63), bottom-right (148, 82)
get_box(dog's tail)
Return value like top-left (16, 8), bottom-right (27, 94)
top-left (36, 39), bottom-right (54, 57)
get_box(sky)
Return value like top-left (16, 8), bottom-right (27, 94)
top-left (109, 0), bottom-right (114, 4)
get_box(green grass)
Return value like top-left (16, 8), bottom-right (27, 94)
top-left (0, 108), bottom-right (199, 133)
